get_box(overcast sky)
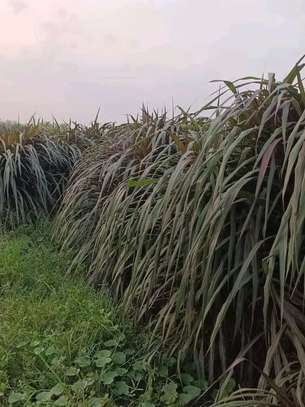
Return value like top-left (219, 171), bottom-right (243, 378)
top-left (0, 0), bottom-right (304, 123)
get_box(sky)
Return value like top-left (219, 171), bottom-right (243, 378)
top-left (0, 0), bottom-right (304, 123)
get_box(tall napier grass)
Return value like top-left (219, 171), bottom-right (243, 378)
top-left (0, 117), bottom-right (104, 229)
top-left (56, 60), bottom-right (305, 404)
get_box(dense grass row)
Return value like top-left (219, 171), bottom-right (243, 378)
top-left (2, 59), bottom-right (305, 405)
top-left (0, 115), bottom-right (111, 229)
top-left (55, 60), bottom-right (305, 405)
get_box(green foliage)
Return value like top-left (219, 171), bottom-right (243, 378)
top-left (0, 122), bottom-right (79, 229)
top-left (0, 114), bottom-right (116, 229)
top-left (0, 224), bottom-right (205, 406)
top-left (56, 60), bottom-right (305, 405)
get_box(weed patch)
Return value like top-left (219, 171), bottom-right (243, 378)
top-left (0, 224), bottom-right (204, 406)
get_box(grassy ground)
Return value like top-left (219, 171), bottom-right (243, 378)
top-left (0, 224), bottom-right (203, 406)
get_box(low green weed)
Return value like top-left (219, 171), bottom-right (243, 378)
top-left (0, 224), bottom-right (206, 406)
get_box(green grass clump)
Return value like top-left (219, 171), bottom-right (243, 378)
top-left (0, 224), bottom-right (205, 406)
